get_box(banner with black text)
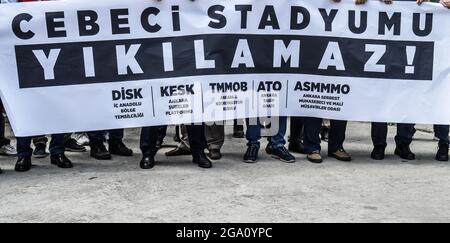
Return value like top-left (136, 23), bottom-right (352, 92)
top-left (0, 0), bottom-right (449, 136)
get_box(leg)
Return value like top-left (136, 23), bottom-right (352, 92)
top-left (15, 137), bottom-right (33, 172)
top-left (267, 117), bottom-right (295, 163)
top-left (328, 120), bottom-right (348, 152)
top-left (268, 117), bottom-right (287, 149)
top-left (140, 126), bottom-right (165, 156)
top-left (165, 125), bottom-right (191, 156)
top-left (204, 123), bottom-right (224, 160)
top-left (303, 117), bottom-right (323, 153)
top-left (186, 124), bottom-right (211, 168)
top-left (49, 134), bottom-right (65, 155)
top-left (394, 123), bottom-right (416, 160)
top-left (328, 120), bottom-right (351, 162)
top-left (303, 117), bottom-right (323, 163)
top-left (108, 129), bottom-right (124, 141)
top-left (139, 126), bottom-right (167, 169)
top-left (233, 119), bottom-right (245, 138)
top-left (289, 117), bottom-right (304, 143)
top-left (434, 125), bottom-right (449, 161)
top-left (88, 131), bottom-right (111, 160)
top-left (205, 123), bottom-right (225, 151)
top-left (395, 124), bottom-right (416, 145)
top-left (371, 122), bottom-right (388, 147)
top-left (108, 129), bottom-right (133, 156)
top-left (246, 118), bottom-right (262, 149)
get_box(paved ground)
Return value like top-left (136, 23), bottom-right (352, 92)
top-left (0, 122), bottom-right (449, 223)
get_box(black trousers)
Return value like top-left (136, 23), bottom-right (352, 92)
top-left (371, 123), bottom-right (415, 147)
top-left (289, 117), bottom-right (304, 143)
top-left (17, 134), bottom-right (65, 157)
top-left (140, 125), bottom-right (206, 156)
top-left (303, 118), bottom-right (347, 153)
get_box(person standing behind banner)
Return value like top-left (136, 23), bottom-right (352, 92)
top-left (139, 0), bottom-right (211, 170)
top-left (2, 0), bottom-right (74, 172)
top-left (357, 0), bottom-right (449, 162)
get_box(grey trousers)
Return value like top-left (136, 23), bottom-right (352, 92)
top-left (179, 124), bottom-right (224, 151)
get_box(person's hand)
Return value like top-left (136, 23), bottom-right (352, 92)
top-left (441, 0), bottom-right (450, 8)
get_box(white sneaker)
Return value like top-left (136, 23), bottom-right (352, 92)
top-left (0, 144), bottom-right (17, 156)
top-left (73, 133), bottom-right (90, 146)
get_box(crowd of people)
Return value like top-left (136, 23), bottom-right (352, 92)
top-left (0, 0), bottom-right (449, 174)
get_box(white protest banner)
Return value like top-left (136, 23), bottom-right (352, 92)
top-left (0, 0), bottom-right (449, 136)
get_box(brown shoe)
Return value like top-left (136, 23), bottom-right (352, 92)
top-left (307, 151), bottom-right (323, 164)
top-left (328, 149), bottom-right (352, 162)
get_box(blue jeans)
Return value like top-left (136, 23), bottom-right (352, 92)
top-left (246, 117), bottom-right (287, 149)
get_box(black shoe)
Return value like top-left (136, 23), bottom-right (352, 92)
top-left (165, 147), bottom-right (191, 156)
top-left (15, 156), bottom-right (32, 172)
top-left (33, 144), bottom-right (48, 158)
top-left (140, 155), bottom-right (156, 169)
top-left (436, 144), bottom-right (449, 162)
top-left (288, 140), bottom-right (306, 154)
top-left (207, 149), bottom-right (222, 160)
top-left (371, 145), bottom-right (386, 160)
top-left (90, 141), bottom-right (112, 160)
top-left (64, 138), bottom-right (86, 152)
top-left (109, 140), bottom-right (133, 157)
top-left (394, 143), bottom-right (416, 161)
top-left (233, 125), bottom-right (245, 138)
top-left (243, 145), bottom-right (259, 163)
top-left (50, 154), bottom-right (73, 169)
top-left (193, 152), bottom-right (212, 168)
top-left (270, 146), bottom-right (296, 163)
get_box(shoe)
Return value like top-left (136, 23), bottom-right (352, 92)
top-left (64, 138), bottom-right (87, 152)
top-left (50, 154), bottom-right (73, 169)
top-left (193, 151), bottom-right (212, 168)
top-left (233, 125), bottom-right (245, 138)
top-left (15, 156), bottom-right (32, 172)
top-left (0, 144), bottom-right (17, 156)
top-left (33, 144), bottom-right (48, 158)
top-left (165, 147), bottom-right (191, 156)
top-left (328, 149), bottom-right (352, 162)
top-left (140, 155), bottom-right (156, 169)
top-left (109, 140), bottom-right (133, 157)
top-left (243, 145), bottom-right (259, 163)
top-left (270, 147), bottom-right (296, 163)
top-left (394, 143), bottom-right (415, 160)
top-left (207, 149), bottom-right (222, 160)
top-left (90, 141), bottom-right (112, 160)
top-left (371, 145), bottom-right (386, 160)
top-left (436, 144), bottom-right (449, 162)
top-left (307, 151), bottom-right (323, 164)
top-left (73, 133), bottom-right (90, 146)
top-left (288, 140), bottom-right (306, 154)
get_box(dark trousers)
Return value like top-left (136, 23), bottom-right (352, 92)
top-left (303, 118), bottom-right (347, 153)
top-left (88, 129), bottom-right (124, 142)
top-left (371, 123), bottom-right (415, 147)
top-left (434, 125), bottom-right (450, 145)
top-left (0, 100), bottom-right (10, 147)
top-left (17, 134), bottom-right (65, 157)
top-left (289, 117), bottom-right (304, 143)
top-left (140, 125), bottom-right (206, 156)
